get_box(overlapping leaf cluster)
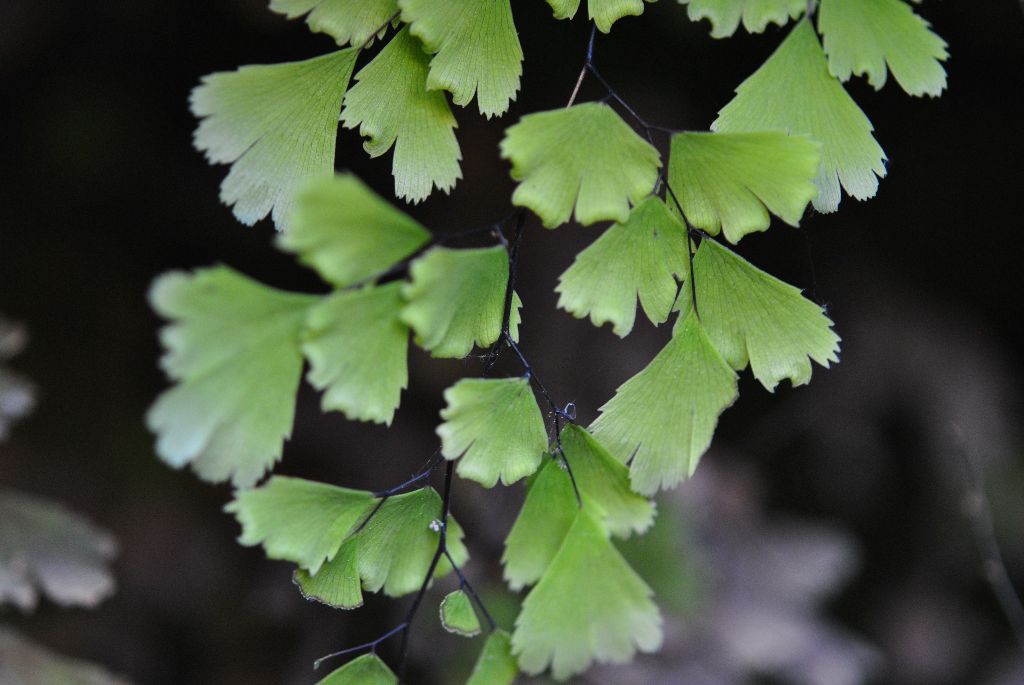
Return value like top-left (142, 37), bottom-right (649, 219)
top-left (162, 1), bottom-right (950, 682)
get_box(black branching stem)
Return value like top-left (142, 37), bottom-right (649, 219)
top-left (396, 460), bottom-right (454, 681)
top-left (486, 210), bottom-right (583, 506)
top-left (571, 22), bottom-right (704, 317)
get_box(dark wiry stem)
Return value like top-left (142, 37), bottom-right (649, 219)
top-left (313, 622), bottom-right (408, 670)
top-left (443, 547), bottom-right (498, 632)
top-left (397, 461), bottom-right (455, 683)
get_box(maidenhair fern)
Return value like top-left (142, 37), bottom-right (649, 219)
top-left (150, 2), bottom-right (952, 682)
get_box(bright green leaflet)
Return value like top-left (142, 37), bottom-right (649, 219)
top-left (293, 539), bottom-right (363, 609)
top-left (269, 0), bottom-right (398, 46)
top-left (354, 488), bottom-right (468, 597)
top-left (667, 131), bottom-right (820, 244)
top-left (466, 629), bottom-right (518, 685)
top-left (560, 425), bottom-right (654, 538)
top-left (147, 268), bottom-right (316, 487)
top-left (401, 0), bottom-right (523, 118)
top-left (591, 312), bottom-right (738, 495)
top-left (437, 377), bottom-right (547, 487)
top-left (302, 283), bottom-right (410, 425)
top-left (678, 239), bottom-right (840, 391)
top-left (546, 0), bottom-right (654, 33)
top-left (712, 19), bottom-right (887, 213)
top-left (556, 196), bottom-right (689, 337)
top-left (226, 476), bottom-right (373, 574)
top-left (401, 246), bottom-right (520, 359)
top-left (439, 589), bottom-right (482, 637)
top-left (315, 654), bottom-right (397, 685)
top-left (818, 0), bottom-right (948, 97)
top-left (501, 102), bottom-right (661, 228)
top-left (341, 28), bottom-right (462, 203)
top-left (512, 507), bottom-right (662, 680)
top-left (191, 49), bottom-right (357, 228)
top-left (501, 459), bottom-right (578, 590)
top-left (678, 0), bottom-right (806, 38)
top-left (277, 174), bottom-right (430, 289)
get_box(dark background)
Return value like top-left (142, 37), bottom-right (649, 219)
top-left (1, 1), bottom-right (1023, 683)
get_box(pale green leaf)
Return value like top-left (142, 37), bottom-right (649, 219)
top-left (678, 0), bottom-right (806, 37)
top-left (501, 102), bottom-right (661, 228)
top-left (590, 312), bottom-right (738, 494)
top-left (512, 507), bottom-right (662, 680)
top-left (560, 425), bottom-right (655, 538)
top-left (302, 283), bottom-right (410, 425)
top-left (147, 268), bottom-right (316, 487)
top-left (277, 174), bottom-right (430, 288)
top-left (293, 538), bottom-right (363, 609)
top-left (401, 246), bottom-right (519, 358)
top-left (269, 0), bottom-right (398, 47)
top-left (355, 488), bottom-right (468, 597)
top-left (556, 196), bottom-right (689, 336)
top-left (226, 476), bottom-right (374, 574)
top-left (440, 589), bottom-right (482, 637)
top-left (316, 654), bottom-right (397, 685)
top-left (712, 20), bottom-right (887, 213)
top-left (0, 628), bottom-right (133, 685)
top-left (0, 488), bottom-right (117, 612)
top-left (678, 239), bottom-right (840, 391)
top-left (546, 0), bottom-right (654, 32)
top-left (502, 458), bottom-right (577, 591)
top-left (668, 131), bottom-right (820, 243)
top-left (401, 0), bottom-right (523, 118)
top-left (341, 28), bottom-right (462, 203)
top-left (818, 0), bottom-right (948, 97)
top-left (467, 629), bottom-right (518, 685)
top-left (437, 377), bottom-right (547, 487)
top-left (191, 49), bottom-right (357, 228)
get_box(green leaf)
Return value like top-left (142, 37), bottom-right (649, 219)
top-left (0, 628), bottom-right (133, 685)
top-left (501, 102), bottom-right (661, 228)
top-left (226, 476), bottom-right (374, 574)
top-left (512, 507), bottom-right (662, 680)
top-left (401, 246), bottom-right (519, 358)
top-left (147, 268), bottom-right (316, 487)
top-left (401, 0), bottom-right (523, 118)
top-left (439, 590), bottom-right (482, 637)
top-left (191, 49), bottom-right (358, 228)
top-left (466, 629), bottom-right (518, 685)
top-left (678, 0), bottom-right (806, 38)
top-left (667, 131), bottom-right (820, 243)
top-left (502, 459), bottom-right (578, 591)
top-left (712, 19), bottom-right (887, 213)
top-left (0, 488), bottom-right (117, 612)
top-left (560, 425), bottom-right (654, 538)
top-left (316, 654), bottom-right (397, 685)
top-left (269, 0), bottom-right (398, 47)
top-left (590, 312), bottom-right (738, 494)
top-left (302, 283), bottom-right (410, 425)
top-left (355, 488), bottom-right (468, 597)
top-left (277, 174), bottom-right (430, 289)
top-left (678, 239), bottom-right (840, 391)
top-left (818, 0), bottom-right (948, 97)
top-left (546, 0), bottom-right (654, 32)
top-left (341, 28), bottom-right (462, 203)
top-left (556, 196), bottom-right (689, 336)
top-left (437, 377), bottom-right (547, 487)
top-left (293, 538), bottom-right (363, 609)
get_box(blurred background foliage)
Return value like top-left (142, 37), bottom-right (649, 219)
top-left (1, 1), bottom-right (1023, 684)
